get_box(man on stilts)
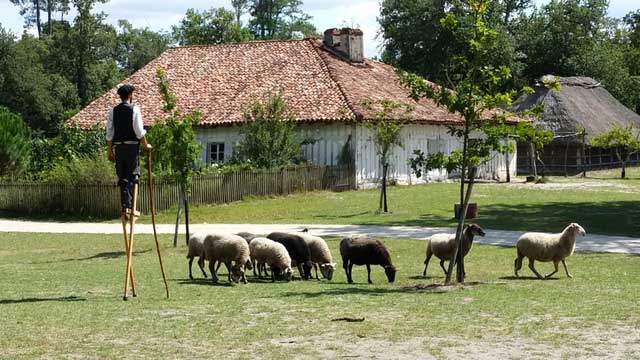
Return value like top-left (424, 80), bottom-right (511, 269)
top-left (107, 85), bottom-right (152, 218)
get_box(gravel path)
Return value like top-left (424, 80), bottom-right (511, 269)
top-left (1, 219), bottom-right (638, 254)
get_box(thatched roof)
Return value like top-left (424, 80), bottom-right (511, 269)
top-left (510, 76), bottom-right (640, 142)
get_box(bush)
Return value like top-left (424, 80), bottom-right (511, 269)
top-left (0, 106), bottom-right (31, 178)
top-left (41, 151), bottom-right (117, 184)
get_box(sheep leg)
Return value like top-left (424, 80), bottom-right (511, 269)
top-left (198, 257), bottom-right (207, 278)
top-left (252, 259), bottom-right (257, 277)
top-left (344, 259), bottom-right (353, 284)
top-left (366, 264), bottom-right (372, 284)
top-left (216, 261), bottom-right (223, 272)
top-left (528, 258), bottom-right (543, 279)
top-left (263, 264), bottom-right (270, 277)
top-left (188, 257), bottom-right (194, 280)
top-left (514, 255), bottom-right (524, 277)
top-left (562, 260), bottom-right (573, 278)
top-left (313, 263), bottom-right (320, 280)
top-left (224, 261), bottom-right (232, 283)
top-left (297, 263), bottom-right (305, 280)
top-left (423, 252), bottom-right (433, 277)
top-left (545, 261), bottom-right (559, 279)
top-left (439, 259), bottom-right (448, 277)
top-left (209, 260), bottom-right (218, 283)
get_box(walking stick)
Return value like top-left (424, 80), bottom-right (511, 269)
top-left (123, 183), bottom-right (139, 301)
top-left (147, 149), bottom-right (170, 299)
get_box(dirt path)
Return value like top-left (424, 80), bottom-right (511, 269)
top-left (1, 219), bottom-right (639, 254)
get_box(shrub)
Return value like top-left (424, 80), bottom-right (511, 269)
top-left (0, 106), bottom-right (31, 178)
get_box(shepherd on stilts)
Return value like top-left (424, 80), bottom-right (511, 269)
top-left (107, 84), bottom-right (168, 301)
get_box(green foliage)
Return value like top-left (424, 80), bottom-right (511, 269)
top-left (145, 68), bottom-right (202, 190)
top-left (41, 151), bottom-right (116, 184)
top-left (248, 0), bottom-right (317, 39)
top-left (232, 92), bottom-right (309, 168)
top-left (117, 20), bottom-right (170, 75)
top-left (0, 106), bottom-right (31, 177)
top-left (590, 125), bottom-right (640, 178)
top-left (362, 99), bottom-right (412, 167)
top-left (172, 7), bottom-right (254, 45)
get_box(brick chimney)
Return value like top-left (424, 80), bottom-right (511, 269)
top-left (323, 28), bottom-right (364, 63)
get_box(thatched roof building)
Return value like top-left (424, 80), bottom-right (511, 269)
top-left (510, 76), bottom-right (640, 142)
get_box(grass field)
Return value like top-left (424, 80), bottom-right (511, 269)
top-left (142, 170), bottom-right (640, 237)
top-left (1, 232), bottom-right (638, 359)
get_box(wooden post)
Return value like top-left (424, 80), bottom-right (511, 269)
top-left (183, 184), bottom-right (190, 244)
top-left (582, 131), bottom-right (587, 177)
top-left (173, 189), bottom-right (183, 247)
top-left (123, 183), bottom-right (138, 301)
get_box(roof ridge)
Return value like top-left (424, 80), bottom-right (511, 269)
top-left (167, 38), bottom-right (313, 50)
top-left (306, 39), bottom-right (361, 120)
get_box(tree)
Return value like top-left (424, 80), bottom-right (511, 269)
top-left (117, 20), bottom-right (170, 75)
top-left (248, 0), bottom-right (316, 39)
top-left (513, 121), bottom-right (553, 180)
top-left (231, 0), bottom-right (248, 24)
top-left (362, 99), bottom-right (413, 213)
top-left (172, 7), bottom-right (254, 46)
top-left (402, 0), bottom-right (542, 284)
top-left (233, 92), bottom-right (310, 168)
top-left (10, 0), bottom-right (44, 37)
top-left (590, 125), bottom-right (640, 179)
top-left (0, 107), bottom-right (31, 178)
top-left (146, 68), bottom-right (202, 246)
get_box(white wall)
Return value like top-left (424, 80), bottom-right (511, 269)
top-left (195, 122), bottom-right (517, 188)
top-left (354, 124), bottom-right (517, 188)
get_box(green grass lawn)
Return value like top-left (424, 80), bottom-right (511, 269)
top-left (143, 170), bottom-right (640, 237)
top-left (1, 232), bottom-right (638, 358)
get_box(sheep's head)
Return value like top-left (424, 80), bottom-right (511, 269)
top-left (384, 265), bottom-right (397, 283)
top-left (244, 259), bottom-right (253, 270)
top-left (283, 267), bottom-right (293, 282)
top-left (230, 264), bottom-right (245, 283)
top-left (568, 223), bottom-right (586, 237)
top-left (467, 224), bottom-right (485, 237)
top-left (319, 263), bottom-right (337, 280)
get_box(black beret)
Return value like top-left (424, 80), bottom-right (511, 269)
top-left (117, 84), bottom-right (136, 97)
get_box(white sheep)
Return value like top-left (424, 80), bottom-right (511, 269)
top-left (422, 224), bottom-right (485, 277)
top-left (514, 223), bottom-right (586, 279)
top-left (203, 233), bottom-right (252, 284)
top-left (294, 231), bottom-right (336, 280)
top-left (186, 233), bottom-right (207, 280)
top-left (249, 237), bottom-right (293, 282)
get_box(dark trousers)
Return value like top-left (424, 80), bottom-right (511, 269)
top-left (114, 144), bottom-right (140, 210)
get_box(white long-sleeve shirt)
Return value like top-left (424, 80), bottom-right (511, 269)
top-left (106, 101), bottom-right (146, 142)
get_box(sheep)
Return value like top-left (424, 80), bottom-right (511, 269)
top-left (203, 233), bottom-right (252, 284)
top-left (422, 224), bottom-right (485, 277)
top-left (339, 236), bottom-right (396, 284)
top-left (186, 233), bottom-right (208, 280)
top-left (514, 223), bottom-right (586, 279)
top-left (249, 237), bottom-right (293, 282)
top-left (294, 232), bottom-right (336, 280)
top-left (236, 232), bottom-right (259, 275)
top-left (266, 232), bottom-right (313, 280)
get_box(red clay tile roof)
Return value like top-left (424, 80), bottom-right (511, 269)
top-left (69, 38), bottom-right (467, 128)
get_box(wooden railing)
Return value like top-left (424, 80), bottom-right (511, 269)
top-left (0, 165), bottom-right (355, 217)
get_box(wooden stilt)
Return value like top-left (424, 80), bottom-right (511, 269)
top-left (147, 150), bottom-right (170, 299)
top-left (121, 213), bottom-right (136, 297)
top-left (123, 183), bottom-right (139, 301)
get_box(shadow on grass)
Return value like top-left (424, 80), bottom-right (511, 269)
top-left (499, 276), bottom-right (558, 281)
top-left (0, 210), bottom-right (114, 223)
top-left (282, 283), bottom-right (464, 298)
top-left (359, 201), bottom-right (640, 238)
top-left (175, 278), bottom-right (237, 287)
top-left (0, 295), bottom-right (86, 305)
top-left (37, 249), bottom-right (152, 263)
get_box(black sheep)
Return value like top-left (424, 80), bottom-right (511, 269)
top-left (340, 236), bottom-right (396, 284)
top-left (267, 232), bottom-right (313, 280)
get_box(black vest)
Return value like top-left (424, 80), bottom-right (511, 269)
top-left (112, 102), bottom-right (138, 143)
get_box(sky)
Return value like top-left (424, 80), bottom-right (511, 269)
top-left (0, 0), bottom-right (638, 58)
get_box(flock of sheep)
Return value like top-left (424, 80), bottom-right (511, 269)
top-left (186, 223), bottom-right (586, 284)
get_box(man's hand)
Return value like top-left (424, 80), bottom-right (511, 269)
top-left (145, 143), bottom-right (153, 152)
top-left (108, 150), bottom-right (115, 162)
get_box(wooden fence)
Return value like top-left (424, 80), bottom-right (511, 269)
top-left (0, 165), bottom-right (355, 217)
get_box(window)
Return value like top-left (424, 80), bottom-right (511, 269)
top-left (209, 142), bottom-right (225, 164)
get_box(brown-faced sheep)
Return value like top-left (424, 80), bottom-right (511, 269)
top-left (422, 224), bottom-right (485, 277)
top-left (249, 237), bottom-right (293, 282)
top-left (203, 233), bottom-right (251, 284)
top-left (514, 223), bottom-right (586, 279)
top-left (187, 233), bottom-right (207, 280)
top-left (294, 232), bottom-right (336, 280)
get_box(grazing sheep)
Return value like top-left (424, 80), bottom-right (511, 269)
top-left (339, 236), bottom-right (396, 284)
top-left (186, 233), bottom-right (207, 280)
top-left (203, 233), bottom-right (251, 284)
top-left (294, 232), bottom-right (336, 280)
top-left (422, 224), bottom-right (485, 277)
top-left (236, 232), bottom-right (259, 275)
top-left (266, 232), bottom-right (313, 280)
top-left (514, 223), bottom-right (586, 279)
top-left (249, 237), bottom-right (293, 282)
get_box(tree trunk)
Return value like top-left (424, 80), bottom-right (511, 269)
top-left (173, 189), bottom-right (183, 247)
top-left (447, 167), bottom-right (476, 284)
top-left (47, 0), bottom-right (52, 35)
top-left (35, 0), bottom-right (42, 37)
top-left (447, 132), bottom-right (469, 284)
top-left (616, 149), bottom-right (625, 179)
top-left (184, 186), bottom-right (190, 245)
top-left (530, 142), bottom-right (537, 179)
top-left (382, 164), bottom-right (388, 213)
top-left (505, 148), bottom-right (511, 183)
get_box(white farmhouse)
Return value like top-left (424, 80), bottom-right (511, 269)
top-left (71, 28), bottom-right (516, 188)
